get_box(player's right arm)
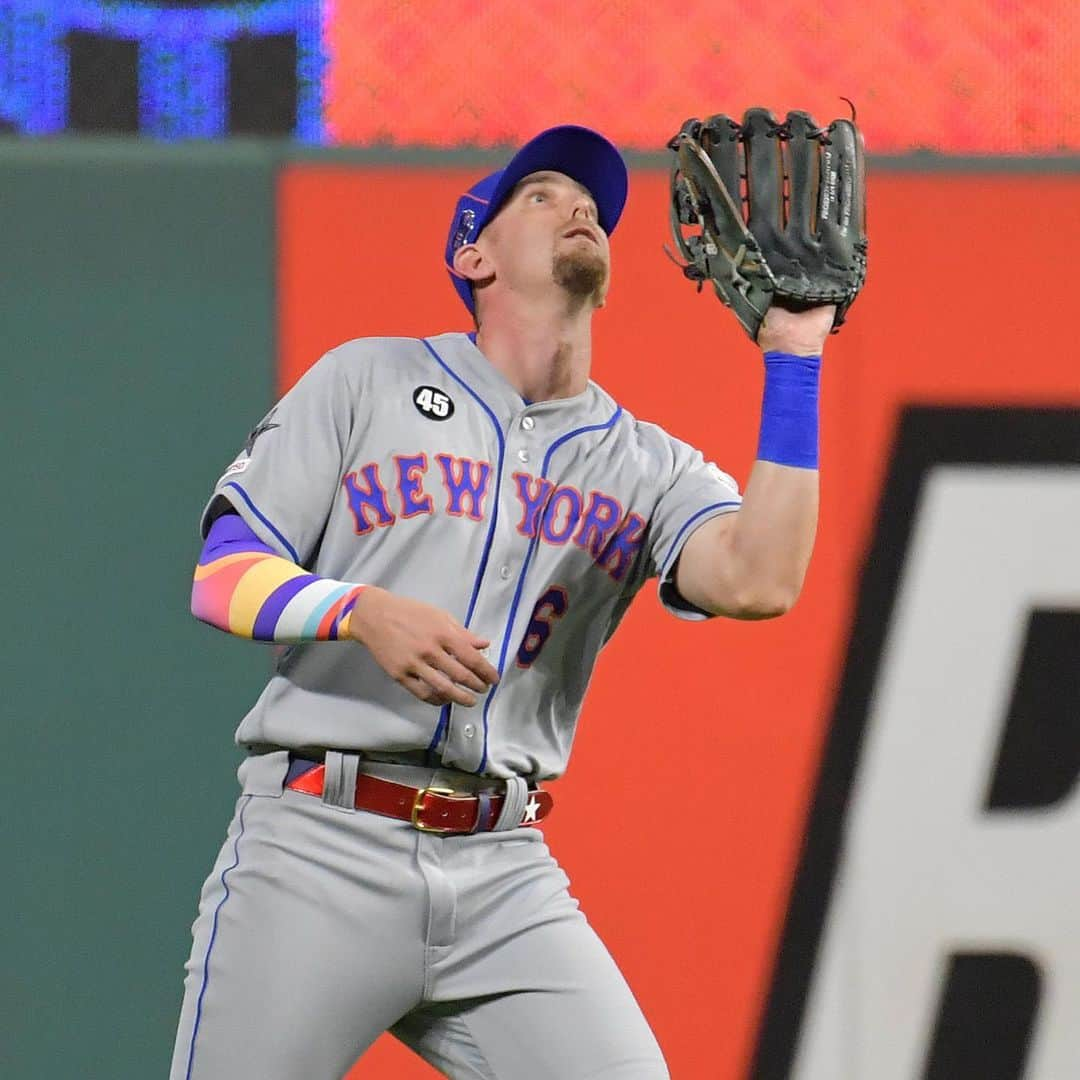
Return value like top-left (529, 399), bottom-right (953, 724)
top-left (192, 511), bottom-right (498, 706)
top-left (194, 342), bottom-right (499, 710)
top-left (192, 510), bottom-right (365, 642)
top-left (194, 511), bottom-right (496, 708)
top-left (346, 586), bottom-right (499, 709)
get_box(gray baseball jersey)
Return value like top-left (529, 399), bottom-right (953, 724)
top-left (202, 331), bottom-right (741, 779)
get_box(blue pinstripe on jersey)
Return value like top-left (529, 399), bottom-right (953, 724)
top-left (420, 338), bottom-right (508, 757)
top-left (478, 405), bottom-right (623, 772)
top-left (658, 501), bottom-right (742, 579)
top-left (222, 481), bottom-right (301, 564)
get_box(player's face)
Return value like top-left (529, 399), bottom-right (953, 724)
top-left (477, 171), bottom-right (610, 309)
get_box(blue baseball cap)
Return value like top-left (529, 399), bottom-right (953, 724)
top-left (445, 124), bottom-right (629, 314)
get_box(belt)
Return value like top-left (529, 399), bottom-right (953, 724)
top-left (284, 757), bottom-right (553, 835)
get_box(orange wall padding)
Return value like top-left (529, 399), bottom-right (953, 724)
top-left (277, 165), bottom-right (1080, 1078)
top-left (326, 0), bottom-right (1079, 152)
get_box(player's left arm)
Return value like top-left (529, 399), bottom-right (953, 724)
top-left (674, 305), bottom-right (831, 620)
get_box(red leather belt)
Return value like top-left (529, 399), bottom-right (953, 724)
top-left (285, 761), bottom-right (553, 835)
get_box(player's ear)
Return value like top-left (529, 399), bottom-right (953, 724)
top-left (453, 242), bottom-right (494, 286)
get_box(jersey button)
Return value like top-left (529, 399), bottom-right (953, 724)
top-left (463, 723), bottom-right (476, 738)
top-left (499, 565), bottom-right (512, 580)
top-left (521, 416), bottom-right (535, 431)
top-left (517, 448), bottom-right (530, 463)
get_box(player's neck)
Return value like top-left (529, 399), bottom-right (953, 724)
top-left (475, 300), bottom-right (593, 403)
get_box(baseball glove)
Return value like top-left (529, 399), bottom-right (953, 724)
top-left (667, 107), bottom-right (867, 340)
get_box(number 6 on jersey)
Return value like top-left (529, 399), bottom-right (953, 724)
top-left (517, 586), bottom-right (569, 668)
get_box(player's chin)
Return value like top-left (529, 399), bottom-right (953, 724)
top-left (553, 249), bottom-right (609, 304)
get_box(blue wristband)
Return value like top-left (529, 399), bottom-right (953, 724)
top-left (756, 351), bottom-right (821, 469)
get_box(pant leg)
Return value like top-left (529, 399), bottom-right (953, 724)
top-left (169, 789), bottom-right (428, 1080)
top-left (390, 828), bottom-right (669, 1080)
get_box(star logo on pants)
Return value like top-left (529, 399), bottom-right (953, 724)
top-left (523, 796), bottom-right (540, 823)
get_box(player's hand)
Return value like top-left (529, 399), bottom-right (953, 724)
top-left (347, 587), bottom-right (500, 707)
top-left (757, 304), bottom-right (836, 357)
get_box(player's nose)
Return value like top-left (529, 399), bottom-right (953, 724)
top-left (570, 197), bottom-right (597, 223)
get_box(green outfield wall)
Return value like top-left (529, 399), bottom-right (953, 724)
top-left (0, 141), bottom-right (276, 1079)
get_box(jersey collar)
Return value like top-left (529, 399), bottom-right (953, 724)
top-left (424, 332), bottom-right (615, 427)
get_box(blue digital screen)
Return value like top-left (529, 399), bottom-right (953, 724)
top-left (0, 0), bottom-right (327, 139)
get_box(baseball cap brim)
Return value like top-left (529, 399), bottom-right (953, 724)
top-left (446, 125), bottom-right (628, 314)
top-left (485, 125), bottom-right (628, 237)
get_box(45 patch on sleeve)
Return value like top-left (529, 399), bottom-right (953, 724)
top-left (413, 386), bottom-right (455, 420)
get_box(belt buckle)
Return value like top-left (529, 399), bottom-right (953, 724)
top-left (410, 786), bottom-right (472, 834)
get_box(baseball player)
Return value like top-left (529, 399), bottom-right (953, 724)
top-left (171, 123), bottom-right (836, 1079)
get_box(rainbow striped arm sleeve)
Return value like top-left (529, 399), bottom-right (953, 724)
top-left (192, 514), bottom-right (365, 642)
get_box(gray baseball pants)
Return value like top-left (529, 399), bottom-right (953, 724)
top-left (169, 751), bottom-right (669, 1079)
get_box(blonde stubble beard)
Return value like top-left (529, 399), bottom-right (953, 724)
top-left (552, 245), bottom-right (608, 309)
